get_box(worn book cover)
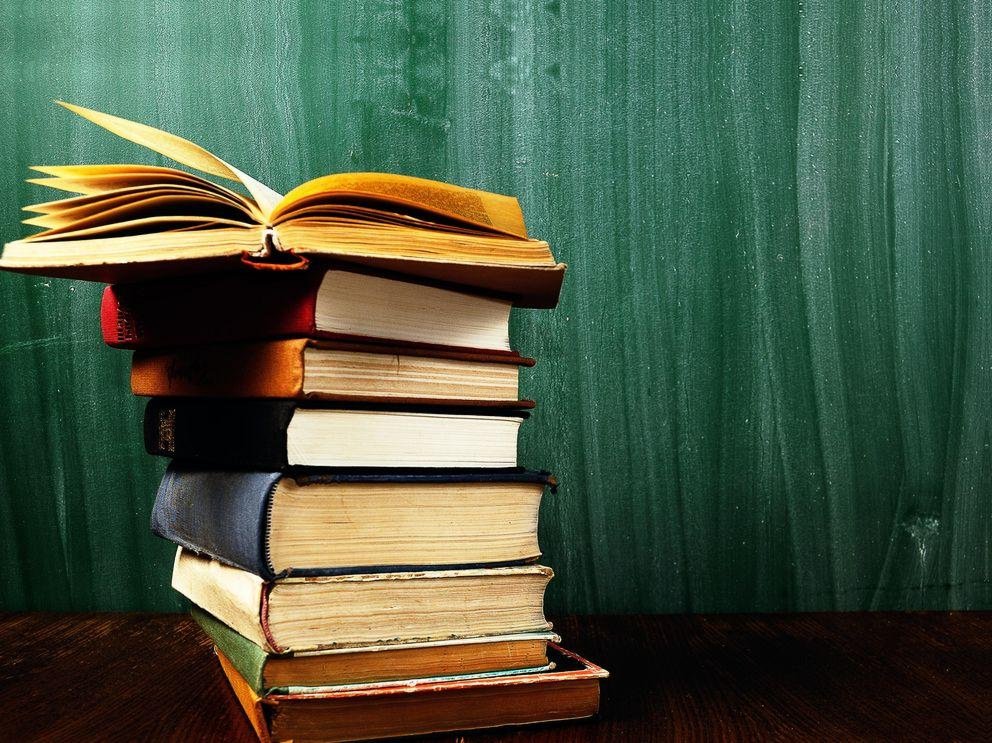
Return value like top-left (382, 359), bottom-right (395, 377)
top-left (216, 643), bottom-right (607, 742)
top-left (193, 607), bottom-right (559, 694)
top-left (153, 462), bottom-right (556, 578)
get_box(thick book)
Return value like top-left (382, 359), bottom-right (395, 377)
top-left (152, 462), bottom-right (555, 578)
top-left (145, 399), bottom-right (527, 469)
top-left (0, 102), bottom-right (564, 307)
top-left (217, 643), bottom-right (607, 743)
top-left (103, 268), bottom-right (522, 351)
top-left (172, 547), bottom-right (554, 654)
top-left (193, 607), bottom-right (559, 693)
top-left (131, 338), bottom-right (534, 406)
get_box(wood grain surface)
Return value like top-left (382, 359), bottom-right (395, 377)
top-left (1, 3), bottom-right (990, 614)
top-left (0, 612), bottom-right (988, 741)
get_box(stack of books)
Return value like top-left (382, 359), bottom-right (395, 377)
top-left (2, 102), bottom-right (607, 742)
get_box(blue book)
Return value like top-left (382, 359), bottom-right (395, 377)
top-left (152, 462), bottom-right (556, 579)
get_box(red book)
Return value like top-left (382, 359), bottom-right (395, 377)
top-left (101, 268), bottom-right (518, 354)
top-left (103, 271), bottom-right (319, 349)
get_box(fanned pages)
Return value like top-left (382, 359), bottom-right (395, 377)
top-left (1, 102), bottom-right (565, 307)
top-left (53, 101), bottom-right (283, 215)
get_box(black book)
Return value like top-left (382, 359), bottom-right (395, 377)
top-left (144, 399), bottom-right (529, 470)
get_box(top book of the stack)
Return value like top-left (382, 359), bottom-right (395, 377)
top-left (0, 103), bottom-right (564, 308)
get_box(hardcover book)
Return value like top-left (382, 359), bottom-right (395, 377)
top-left (0, 102), bottom-right (564, 307)
top-left (153, 463), bottom-right (555, 577)
top-left (144, 399), bottom-right (527, 469)
top-left (131, 338), bottom-right (534, 405)
top-left (217, 643), bottom-right (607, 743)
top-left (172, 547), bottom-right (554, 654)
top-left (103, 268), bottom-right (522, 351)
top-left (193, 607), bottom-right (559, 693)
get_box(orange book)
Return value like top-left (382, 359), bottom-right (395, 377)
top-left (131, 338), bottom-right (535, 407)
top-left (216, 643), bottom-right (607, 743)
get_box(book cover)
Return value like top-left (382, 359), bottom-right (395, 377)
top-left (102, 270), bottom-right (323, 348)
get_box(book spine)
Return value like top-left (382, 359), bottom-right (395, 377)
top-left (214, 650), bottom-right (274, 743)
top-left (193, 607), bottom-right (271, 694)
top-left (100, 272), bottom-right (321, 350)
top-left (144, 399), bottom-right (296, 469)
top-left (151, 463), bottom-right (282, 579)
top-left (172, 548), bottom-right (277, 653)
top-left (101, 285), bottom-right (139, 347)
top-left (259, 583), bottom-right (282, 653)
top-left (132, 340), bottom-right (307, 398)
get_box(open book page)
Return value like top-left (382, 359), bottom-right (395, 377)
top-left (275, 173), bottom-right (529, 239)
top-left (54, 101), bottom-right (283, 216)
top-left (27, 165), bottom-right (258, 207)
top-left (22, 164), bottom-right (264, 239)
top-left (0, 227), bottom-right (263, 272)
top-left (23, 189), bottom-right (253, 230)
top-left (26, 215), bottom-right (255, 242)
top-left (1, 102), bottom-right (564, 305)
top-left (33, 104), bottom-right (529, 240)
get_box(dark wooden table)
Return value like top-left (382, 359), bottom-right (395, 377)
top-left (0, 612), bottom-right (988, 741)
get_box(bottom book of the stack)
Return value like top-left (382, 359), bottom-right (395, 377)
top-left (217, 641), bottom-right (607, 743)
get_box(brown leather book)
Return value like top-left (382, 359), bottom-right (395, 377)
top-left (131, 338), bottom-right (535, 406)
top-left (217, 643), bottom-right (607, 742)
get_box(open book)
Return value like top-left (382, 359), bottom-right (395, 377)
top-left (0, 103), bottom-right (564, 307)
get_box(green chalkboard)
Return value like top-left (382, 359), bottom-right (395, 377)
top-left (0, 1), bottom-right (988, 613)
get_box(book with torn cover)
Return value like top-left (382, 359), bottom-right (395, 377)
top-left (153, 463), bottom-right (555, 577)
top-left (0, 102), bottom-right (564, 307)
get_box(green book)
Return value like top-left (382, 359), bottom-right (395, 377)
top-left (191, 608), bottom-right (557, 694)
